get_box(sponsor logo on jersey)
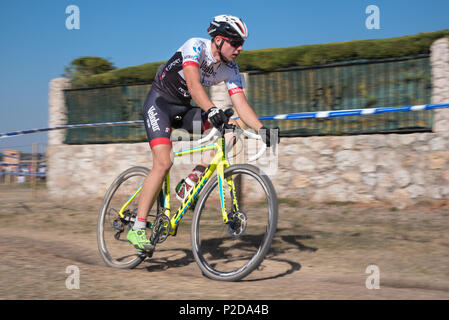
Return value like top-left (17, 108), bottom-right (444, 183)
top-left (147, 106), bottom-right (161, 132)
top-left (178, 87), bottom-right (191, 98)
top-left (183, 55), bottom-right (198, 62)
top-left (228, 87), bottom-right (244, 96)
top-left (166, 58), bottom-right (181, 71)
top-left (192, 45), bottom-right (201, 61)
top-left (200, 60), bottom-right (217, 77)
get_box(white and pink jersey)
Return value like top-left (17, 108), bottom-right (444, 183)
top-left (153, 38), bottom-right (245, 104)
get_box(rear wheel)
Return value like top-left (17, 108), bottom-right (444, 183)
top-left (191, 164), bottom-right (278, 281)
top-left (97, 166), bottom-right (163, 269)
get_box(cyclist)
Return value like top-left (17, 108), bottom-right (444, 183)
top-left (128, 14), bottom-right (280, 253)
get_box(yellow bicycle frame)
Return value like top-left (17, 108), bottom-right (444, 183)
top-left (169, 137), bottom-right (233, 235)
top-left (118, 137), bottom-right (240, 236)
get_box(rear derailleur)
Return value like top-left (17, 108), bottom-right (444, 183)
top-left (111, 208), bottom-right (137, 240)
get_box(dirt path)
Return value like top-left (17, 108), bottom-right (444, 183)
top-left (1, 186), bottom-right (448, 300)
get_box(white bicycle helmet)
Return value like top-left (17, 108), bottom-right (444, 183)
top-left (208, 14), bottom-right (248, 40)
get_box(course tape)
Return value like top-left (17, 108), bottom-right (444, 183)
top-left (0, 120), bottom-right (142, 139)
top-left (0, 172), bottom-right (45, 177)
top-left (257, 103), bottom-right (449, 120)
top-left (0, 153), bottom-right (45, 159)
top-left (0, 163), bottom-right (46, 167)
top-left (1, 103), bottom-right (448, 139)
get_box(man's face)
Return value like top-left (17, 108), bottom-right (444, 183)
top-left (216, 37), bottom-right (244, 62)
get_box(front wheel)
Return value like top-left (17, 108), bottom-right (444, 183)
top-left (191, 164), bottom-right (278, 281)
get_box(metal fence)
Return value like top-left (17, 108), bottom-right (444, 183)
top-left (0, 152), bottom-right (46, 184)
top-left (246, 54), bottom-right (432, 136)
top-left (64, 83), bottom-right (151, 144)
top-left (63, 55), bottom-right (432, 144)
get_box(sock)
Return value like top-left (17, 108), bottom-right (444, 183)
top-left (133, 217), bottom-right (147, 230)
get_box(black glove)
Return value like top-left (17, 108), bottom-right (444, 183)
top-left (207, 107), bottom-right (227, 129)
top-left (258, 126), bottom-right (280, 147)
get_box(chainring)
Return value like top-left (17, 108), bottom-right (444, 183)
top-left (151, 214), bottom-right (171, 244)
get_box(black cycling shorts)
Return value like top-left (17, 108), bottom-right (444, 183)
top-left (141, 86), bottom-right (210, 149)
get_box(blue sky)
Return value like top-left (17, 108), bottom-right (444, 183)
top-left (1, 0), bottom-right (449, 152)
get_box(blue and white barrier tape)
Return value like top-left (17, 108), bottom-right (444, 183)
top-left (1, 103), bottom-right (448, 139)
top-left (257, 103), bottom-right (449, 120)
top-left (0, 120), bottom-right (142, 139)
top-left (0, 153), bottom-right (21, 159)
top-left (0, 153), bottom-right (45, 159)
top-left (0, 172), bottom-right (45, 177)
top-left (0, 163), bottom-right (46, 167)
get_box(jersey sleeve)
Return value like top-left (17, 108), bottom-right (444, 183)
top-left (225, 64), bottom-right (246, 96)
top-left (180, 38), bottom-right (204, 69)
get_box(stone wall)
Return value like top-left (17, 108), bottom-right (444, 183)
top-left (275, 133), bottom-right (449, 209)
top-left (47, 38), bottom-right (449, 207)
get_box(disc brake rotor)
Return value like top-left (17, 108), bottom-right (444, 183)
top-left (228, 210), bottom-right (247, 238)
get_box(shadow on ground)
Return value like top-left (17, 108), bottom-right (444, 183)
top-left (139, 228), bottom-right (318, 281)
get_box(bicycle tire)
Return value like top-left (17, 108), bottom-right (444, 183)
top-left (191, 164), bottom-right (278, 281)
top-left (97, 166), bottom-right (163, 269)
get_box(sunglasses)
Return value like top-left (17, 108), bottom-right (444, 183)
top-left (219, 36), bottom-right (245, 48)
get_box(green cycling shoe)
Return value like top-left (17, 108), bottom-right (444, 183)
top-left (127, 228), bottom-right (154, 253)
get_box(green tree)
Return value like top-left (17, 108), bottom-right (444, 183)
top-left (64, 56), bottom-right (116, 87)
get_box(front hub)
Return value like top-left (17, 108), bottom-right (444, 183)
top-left (227, 210), bottom-right (247, 238)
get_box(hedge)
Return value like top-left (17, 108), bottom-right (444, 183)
top-left (72, 29), bottom-right (449, 88)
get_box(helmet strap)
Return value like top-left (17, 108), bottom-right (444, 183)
top-left (214, 37), bottom-right (229, 63)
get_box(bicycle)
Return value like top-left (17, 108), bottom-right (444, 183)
top-left (97, 109), bottom-right (279, 281)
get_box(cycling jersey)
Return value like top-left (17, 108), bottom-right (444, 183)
top-left (142, 37), bottom-right (245, 149)
top-left (152, 37), bottom-right (245, 105)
